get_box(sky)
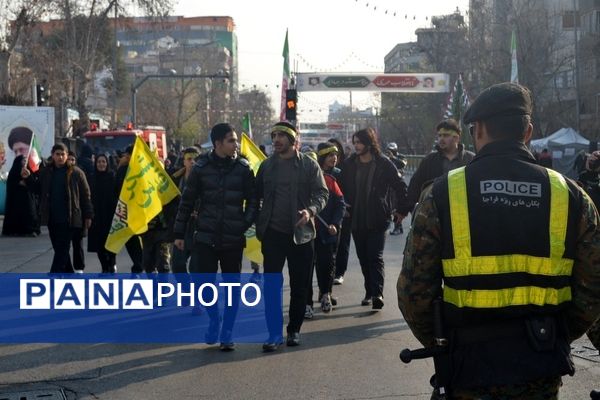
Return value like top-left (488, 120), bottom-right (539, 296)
top-left (172, 0), bottom-right (470, 122)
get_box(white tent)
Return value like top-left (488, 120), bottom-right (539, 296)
top-left (530, 127), bottom-right (589, 178)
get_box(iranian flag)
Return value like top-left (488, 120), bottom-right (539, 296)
top-left (241, 112), bottom-right (253, 139)
top-left (510, 30), bottom-right (519, 83)
top-left (279, 29), bottom-right (290, 121)
top-left (26, 132), bottom-right (41, 172)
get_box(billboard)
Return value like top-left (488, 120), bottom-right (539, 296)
top-left (0, 106), bottom-right (55, 215)
top-left (296, 73), bottom-right (450, 93)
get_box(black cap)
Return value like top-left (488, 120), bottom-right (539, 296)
top-left (463, 82), bottom-right (533, 124)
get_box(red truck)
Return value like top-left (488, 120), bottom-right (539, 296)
top-left (82, 124), bottom-right (167, 160)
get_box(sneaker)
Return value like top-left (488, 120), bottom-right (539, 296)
top-left (219, 330), bottom-right (235, 352)
top-left (286, 332), bottom-right (300, 347)
top-left (331, 296), bottom-right (338, 307)
top-left (390, 227), bottom-right (403, 235)
top-left (73, 269), bottom-right (84, 274)
top-left (304, 305), bottom-right (314, 319)
top-left (333, 276), bottom-right (344, 285)
top-left (361, 296), bottom-right (372, 306)
top-left (220, 342), bottom-right (235, 351)
top-left (372, 296), bottom-right (384, 310)
top-left (321, 293), bottom-right (332, 313)
top-left (262, 336), bottom-right (284, 352)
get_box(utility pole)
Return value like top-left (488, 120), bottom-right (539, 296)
top-left (573, 0), bottom-right (581, 132)
top-left (111, 2), bottom-right (118, 127)
top-left (32, 78), bottom-right (37, 107)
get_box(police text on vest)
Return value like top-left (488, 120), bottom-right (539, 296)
top-left (480, 180), bottom-right (542, 198)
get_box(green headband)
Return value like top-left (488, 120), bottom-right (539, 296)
top-left (318, 146), bottom-right (338, 157)
top-left (271, 125), bottom-right (297, 139)
top-left (437, 128), bottom-right (460, 136)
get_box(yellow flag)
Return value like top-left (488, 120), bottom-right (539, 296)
top-left (240, 132), bottom-right (266, 264)
top-left (240, 132), bottom-right (265, 175)
top-left (105, 136), bottom-right (180, 253)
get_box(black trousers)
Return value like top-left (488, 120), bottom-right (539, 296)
top-left (48, 222), bottom-right (76, 273)
top-left (308, 239), bottom-right (336, 307)
top-left (125, 235), bottom-right (143, 273)
top-left (70, 228), bottom-right (85, 270)
top-left (262, 228), bottom-right (313, 336)
top-left (189, 243), bottom-right (243, 334)
top-left (189, 243), bottom-right (243, 273)
top-left (98, 248), bottom-right (116, 273)
top-left (352, 229), bottom-right (387, 298)
top-left (334, 216), bottom-right (352, 277)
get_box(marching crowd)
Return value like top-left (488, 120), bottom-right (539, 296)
top-left (3, 84), bottom-right (600, 398)
top-left (1, 120), bottom-right (414, 350)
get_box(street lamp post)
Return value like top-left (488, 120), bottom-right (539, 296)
top-left (130, 72), bottom-right (229, 126)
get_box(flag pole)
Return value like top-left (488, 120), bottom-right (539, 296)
top-left (25, 131), bottom-right (35, 169)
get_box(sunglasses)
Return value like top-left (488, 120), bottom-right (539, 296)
top-left (184, 155), bottom-right (196, 160)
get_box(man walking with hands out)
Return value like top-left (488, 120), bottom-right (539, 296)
top-left (256, 121), bottom-right (328, 351)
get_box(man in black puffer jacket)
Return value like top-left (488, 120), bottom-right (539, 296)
top-left (173, 123), bottom-right (258, 350)
top-left (174, 123), bottom-right (258, 256)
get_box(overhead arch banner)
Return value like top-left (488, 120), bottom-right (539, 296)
top-left (296, 73), bottom-right (449, 93)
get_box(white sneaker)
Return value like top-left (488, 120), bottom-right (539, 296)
top-left (74, 269), bottom-right (84, 274)
top-left (304, 305), bottom-right (314, 319)
top-left (321, 293), bottom-right (332, 313)
top-left (333, 276), bottom-right (344, 285)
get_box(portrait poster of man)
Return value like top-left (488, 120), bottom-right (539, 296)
top-left (0, 106), bottom-right (54, 214)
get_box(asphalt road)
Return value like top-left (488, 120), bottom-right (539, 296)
top-left (0, 219), bottom-right (598, 400)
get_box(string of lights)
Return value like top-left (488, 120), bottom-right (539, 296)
top-left (295, 51), bottom-right (383, 73)
top-left (351, 0), bottom-right (467, 20)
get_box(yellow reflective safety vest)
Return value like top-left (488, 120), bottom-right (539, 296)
top-left (442, 166), bottom-right (573, 311)
top-left (430, 143), bottom-right (578, 389)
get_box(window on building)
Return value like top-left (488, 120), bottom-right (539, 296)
top-left (562, 11), bottom-right (581, 29)
top-left (555, 73), bottom-right (564, 89)
top-left (596, 10), bottom-right (600, 32)
top-left (567, 70), bottom-right (575, 88)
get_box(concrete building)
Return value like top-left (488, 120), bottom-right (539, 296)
top-left (117, 16), bottom-right (237, 87)
top-left (468, 0), bottom-right (600, 138)
top-left (381, 10), bottom-right (468, 153)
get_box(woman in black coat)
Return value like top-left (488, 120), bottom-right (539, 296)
top-left (2, 155), bottom-right (39, 236)
top-left (87, 154), bottom-right (117, 273)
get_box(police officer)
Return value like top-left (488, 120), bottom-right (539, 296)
top-left (398, 82), bottom-right (600, 399)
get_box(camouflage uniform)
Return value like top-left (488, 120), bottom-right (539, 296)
top-left (398, 185), bottom-right (600, 399)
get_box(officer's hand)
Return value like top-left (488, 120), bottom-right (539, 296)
top-left (295, 209), bottom-right (311, 227)
top-left (21, 168), bottom-right (31, 179)
top-left (327, 224), bottom-right (338, 236)
top-left (393, 212), bottom-right (405, 224)
top-left (174, 239), bottom-right (185, 251)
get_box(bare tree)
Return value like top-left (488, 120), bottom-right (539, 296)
top-left (7, 0), bottom-right (172, 132)
top-left (467, 0), bottom-right (582, 136)
top-left (233, 88), bottom-right (276, 141)
top-left (0, 0), bottom-right (50, 100)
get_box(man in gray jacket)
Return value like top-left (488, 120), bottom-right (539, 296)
top-left (256, 121), bottom-right (328, 351)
